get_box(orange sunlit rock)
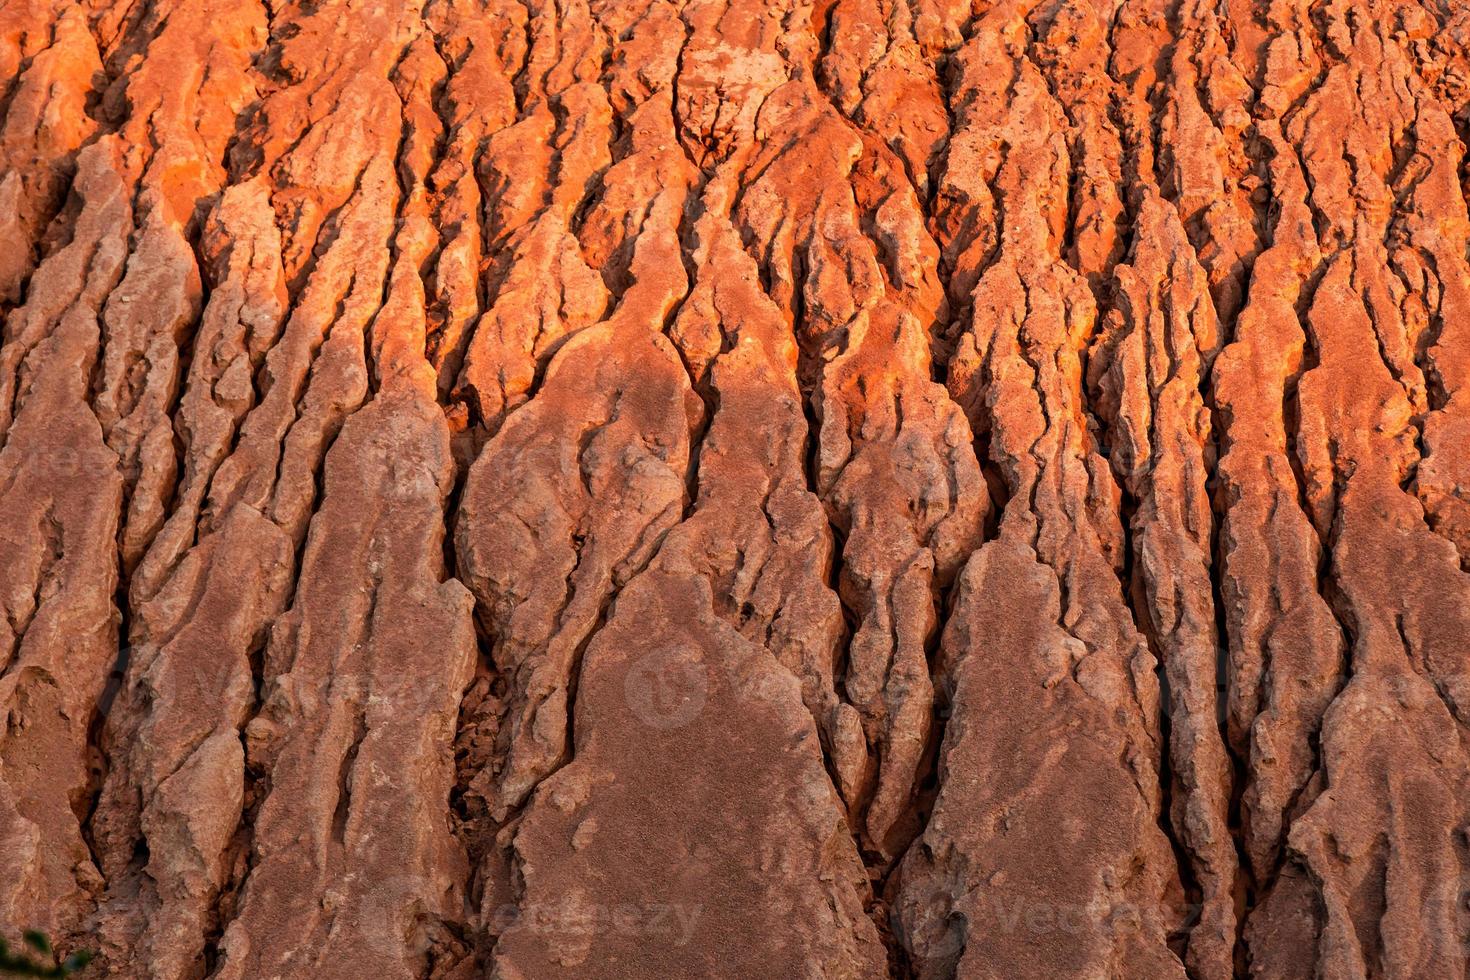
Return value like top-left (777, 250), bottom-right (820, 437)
top-left (2, 0), bottom-right (1470, 976)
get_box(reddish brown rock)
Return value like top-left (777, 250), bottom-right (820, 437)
top-left (893, 13), bottom-right (1185, 975)
top-left (2, 0), bottom-right (1470, 977)
top-left (492, 211), bottom-right (884, 978)
top-left (1212, 119), bottom-right (1344, 895)
top-left (0, 138), bottom-right (127, 945)
top-left (1091, 192), bottom-right (1238, 977)
top-left (0, 3), bottom-right (101, 303)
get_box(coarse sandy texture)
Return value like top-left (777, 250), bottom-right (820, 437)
top-left (1, 0), bottom-right (1469, 977)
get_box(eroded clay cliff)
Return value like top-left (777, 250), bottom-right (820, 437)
top-left (2, 0), bottom-right (1469, 976)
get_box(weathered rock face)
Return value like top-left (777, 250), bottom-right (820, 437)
top-left (2, 0), bottom-right (1469, 977)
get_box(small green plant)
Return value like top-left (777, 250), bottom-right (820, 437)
top-left (0, 932), bottom-right (92, 977)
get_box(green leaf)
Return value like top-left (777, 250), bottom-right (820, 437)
top-left (0, 930), bottom-right (96, 977)
top-left (61, 951), bottom-right (93, 972)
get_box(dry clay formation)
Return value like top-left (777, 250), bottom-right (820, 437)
top-left (1, 0), bottom-right (1470, 976)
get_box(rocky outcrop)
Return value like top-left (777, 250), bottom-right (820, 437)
top-left (2, 0), bottom-right (1469, 977)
